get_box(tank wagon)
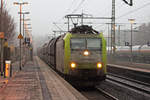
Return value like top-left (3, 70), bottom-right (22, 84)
top-left (39, 25), bottom-right (107, 86)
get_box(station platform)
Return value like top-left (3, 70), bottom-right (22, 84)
top-left (108, 61), bottom-right (150, 73)
top-left (0, 56), bottom-right (88, 100)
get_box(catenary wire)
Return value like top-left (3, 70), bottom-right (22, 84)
top-left (117, 2), bottom-right (150, 19)
top-left (65, 0), bottom-right (77, 14)
top-left (72, 0), bottom-right (86, 14)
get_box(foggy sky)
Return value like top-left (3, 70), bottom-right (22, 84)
top-left (5, 0), bottom-right (150, 38)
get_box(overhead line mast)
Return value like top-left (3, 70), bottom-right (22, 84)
top-left (111, 0), bottom-right (133, 54)
top-left (111, 0), bottom-right (115, 54)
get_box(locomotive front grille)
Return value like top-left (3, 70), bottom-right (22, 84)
top-left (79, 69), bottom-right (97, 76)
top-left (77, 63), bottom-right (97, 69)
top-left (71, 69), bottom-right (99, 77)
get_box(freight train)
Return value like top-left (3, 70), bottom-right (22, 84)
top-left (38, 25), bottom-right (107, 86)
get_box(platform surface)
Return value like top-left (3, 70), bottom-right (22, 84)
top-left (108, 61), bottom-right (150, 73)
top-left (0, 56), bottom-right (88, 100)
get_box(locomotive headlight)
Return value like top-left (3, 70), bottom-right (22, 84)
top-left (83, 50), bottom-right (89, 56)
top-left (71, 62), bottom-right (76, 69)
top-left (97, 62), bottom-right (102, 69)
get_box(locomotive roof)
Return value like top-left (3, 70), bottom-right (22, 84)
top-left (70, 25), bottom-right (99, 34)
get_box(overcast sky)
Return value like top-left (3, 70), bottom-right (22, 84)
top-left (5, 0), bottom-right (150, 39)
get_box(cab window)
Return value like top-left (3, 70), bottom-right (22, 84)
top-left (71, 38), bottom-right (86, 49)
top-left (87, 38), bottom-right (101, 50)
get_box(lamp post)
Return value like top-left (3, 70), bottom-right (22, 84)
top-left (24, 21), bottom-right (31, 37)
top-left (14, 2), bottom-right (28, 70)
top-left (22, 19), bottom-right (31, 37)
top-left (19, 12), bottom-right (30, 37)
top-left (128, 19), bottom-right (135, 63)
top-left (0, 0), bottom-right (4, 76)
top-left (20, 12), bottom-right (30, 65)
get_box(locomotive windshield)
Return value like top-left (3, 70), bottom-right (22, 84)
top-left (87, 38), bottom-right (101, 49)
top-left (71, 38), bottom-right (101, 50)
top-left (71, 38), bottom-right (86, 49)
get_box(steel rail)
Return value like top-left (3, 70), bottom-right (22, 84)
top-left (108, 73), bottom-right (150, 87)
top-left (96, 87), bottom-right (119, 100)
top-left (107, 75), bottom-right (150, 94)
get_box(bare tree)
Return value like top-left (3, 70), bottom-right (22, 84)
top-left (0, 3), bottom-right (16, 44)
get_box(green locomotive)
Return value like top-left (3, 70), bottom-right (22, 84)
top-left (39, 25), bottom-right (107, 86)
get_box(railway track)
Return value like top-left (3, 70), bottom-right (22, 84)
top-left (78, 71), bottom-right (150, 100)
top-left (107, 64), bottom-right (150, 84)
top-left (107, 74), bottom-right (150, 95)
top-left (108, 73), bottom-right (150, 87)
top-left (96, 87), bottom-right (119, 100)
top-left (97, 72), bottom-right (150, 100)
top-left (79, 87), bottom-right (118, 100)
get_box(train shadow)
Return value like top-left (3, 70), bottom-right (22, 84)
top-left (74, 85), bottom-right (96, 92)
